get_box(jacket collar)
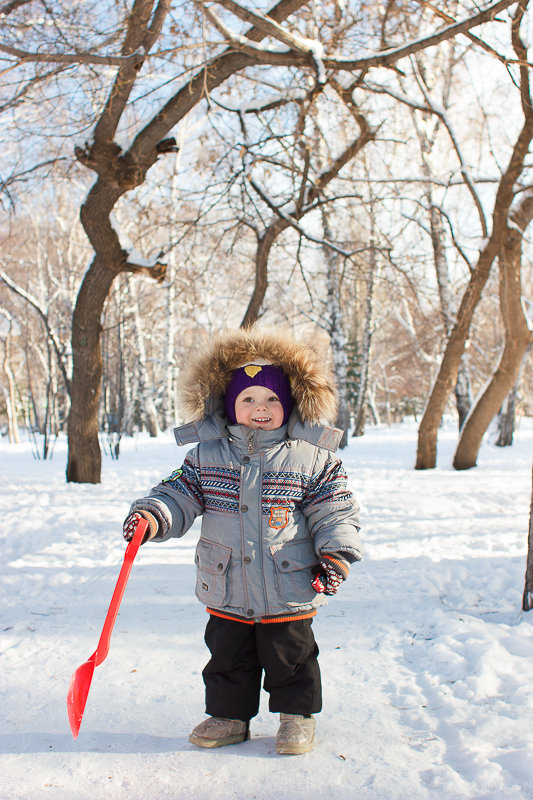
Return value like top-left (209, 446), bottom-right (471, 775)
top-left (227, 423), bottom-right (288, 454)
top-left (173, 410), bottom-right (343, 452)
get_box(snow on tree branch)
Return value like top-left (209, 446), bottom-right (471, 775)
top-left (197, 0), bottom-right (327, 79)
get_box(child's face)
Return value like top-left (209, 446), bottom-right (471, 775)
top-left (234, 385), bottom-right (284, 430)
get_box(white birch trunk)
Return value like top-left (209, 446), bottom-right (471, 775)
top-left (1, 313), bottom-right (21, 443)
top-left (322, 209), bottom-right (349, 446)
top-left (131, 281), bottom-right (160, 438)
top-left (353, 234), bottom-right (376, 437)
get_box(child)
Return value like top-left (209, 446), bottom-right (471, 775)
top-left (123, 328), bottom-right (362, 754)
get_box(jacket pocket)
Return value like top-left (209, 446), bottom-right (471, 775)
top-left (194, 538), bottom-right (231, 606)
top-left (271, 540), bottom-right (318, 605)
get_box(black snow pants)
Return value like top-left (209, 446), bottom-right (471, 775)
top-left (202, 615), bottom-right (322, 722)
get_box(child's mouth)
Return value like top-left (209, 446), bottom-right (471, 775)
top-left (252, 417), bottom-right (271, 423)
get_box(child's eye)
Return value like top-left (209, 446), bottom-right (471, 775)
top-left (268, 396), bottom-right (280, 403)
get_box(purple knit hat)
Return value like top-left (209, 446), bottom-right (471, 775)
top-left (224, 364), bottom-right (293, 425)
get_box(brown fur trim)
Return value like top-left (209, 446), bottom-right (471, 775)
top-left (180, 328), bottom-right (338, 425)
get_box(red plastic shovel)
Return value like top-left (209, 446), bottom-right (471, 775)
top-left (67, 517), bottom-right (148, 738)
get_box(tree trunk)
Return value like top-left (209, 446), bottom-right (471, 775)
top-left (66, 258), bottom-right (116, 482)
top-left (495, 383), bottom-right (518, 447)
top-left (454, 361), bottom-right (473, 429)
top-left (415, 244), bottom-right (498, 468)
top-left (322, 210), bottom-right (349, 445)
top-left (429, 200), bottom-right (473, 429)
top-left (353, 241), bottom-right (376, 438)
top-left (453, 193), bottom-right (533, 470)
top-left (241, 224), bottom-right (285, 329)
top-left (523, 454), bottom-right (533, 611)
top-left (161, 274), bottom-right (177, 430)
top-left (417, 169), bottom-right (532, 464)
top-left (1, 316), bottom-right (20, 443)
top-left (134, 310), bottom-right (160, 437)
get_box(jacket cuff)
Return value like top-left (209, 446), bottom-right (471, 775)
top-left (321, 552), bottom-right (350, 580)
top-left (137, 510), bottom-right (158, 540)
top-left (130, 500), bottom-right (169, 538)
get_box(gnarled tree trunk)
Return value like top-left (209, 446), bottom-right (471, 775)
top-left (67, 259), bottom-right (117, 482)
top-left (453, 191), bottom-right (533, 469)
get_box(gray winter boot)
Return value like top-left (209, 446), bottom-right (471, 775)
top-left (276, 713), bottom-right (315, 755)
top-left (188, 716), bottom-right (250, 748)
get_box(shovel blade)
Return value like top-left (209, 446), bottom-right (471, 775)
top-left (67, 654), bottom-right (96, 738)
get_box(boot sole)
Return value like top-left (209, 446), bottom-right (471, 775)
top-left (276, 734), bottom-right (315, 755)
top-left (188, 731), bottom-right (250, 748)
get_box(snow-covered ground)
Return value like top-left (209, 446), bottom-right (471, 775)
top-left (1, 420), bottom-right (532, 800)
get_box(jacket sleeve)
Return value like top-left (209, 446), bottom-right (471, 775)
top-left (129, 447), bottom-right (204, 541)
top-left (302, 451), bottom-right (363, 563)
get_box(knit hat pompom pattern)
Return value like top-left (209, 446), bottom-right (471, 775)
top-left (179, 328), bottom-right (338, 425)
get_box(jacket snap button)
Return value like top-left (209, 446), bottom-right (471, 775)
top-left (217, 563), bottom-right (223, 571)
top-left (241, 504), bottom-right (248, 512)
top-left (247, 609), bottom-right (254, 617)
top-left (243, 556), bottom-right (251, 564)
top-left (281, 560), bottom-right (289, 568)
top-left (243, 456), bottom-right (250, 464)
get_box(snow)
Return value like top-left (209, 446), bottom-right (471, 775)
top-left (1, 420), bottom-right (532, 800)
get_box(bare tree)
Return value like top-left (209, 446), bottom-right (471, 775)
top-left (416, 0), bottom-right (533, 469)
top-left (453, 189), bottom-right (533, 468)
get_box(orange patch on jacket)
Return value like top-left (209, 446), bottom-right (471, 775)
top-left (268, 506), bottom-right (289, 530)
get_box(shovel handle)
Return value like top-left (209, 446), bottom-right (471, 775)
top-left (93, 518), bottom-right (148, 667)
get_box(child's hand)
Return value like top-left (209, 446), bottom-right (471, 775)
top-left (123, 511), bottom-right (158, 544)
top-left (312, 555), bottom-right (349, 595)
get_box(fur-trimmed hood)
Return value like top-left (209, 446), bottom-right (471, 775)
top-left (179, 328), bottom-right (338, 425)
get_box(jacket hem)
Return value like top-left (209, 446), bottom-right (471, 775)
top-left (206, 607), bottom-right (318, 625)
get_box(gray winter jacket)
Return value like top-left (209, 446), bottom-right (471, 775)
top-left (131, 411), bottom-right (362, 622)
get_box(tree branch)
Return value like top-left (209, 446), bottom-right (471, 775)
top-left (248, 176), bottom-right (359, 257)
top-left (205, 0), bottom-right (323, 54)
top-left (363, 78), bottom-right (489, 237)
top-left (321, 0), bottom-right (516, 71)
top-left (129, 0), bottom-right (308, 160)
top-left (142, 0), bottom-right (171, 52)
top-left (192, 3), bottom-right (297, 62)
top-left (93, 0), bottom-right (165, 149)
top-left (416, 0), bottom-right (512, 64)
top-left (0, 42), bottom-right (141, 66)
top-left (0, 0), bottom-right (33, 15)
